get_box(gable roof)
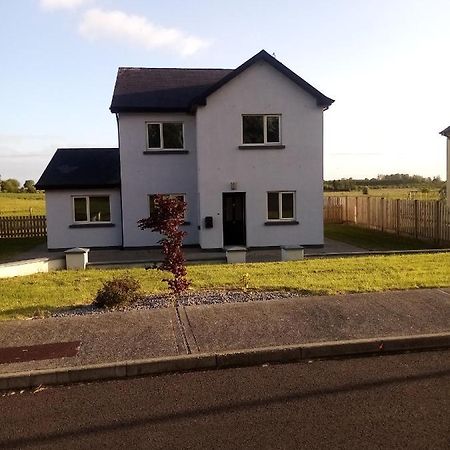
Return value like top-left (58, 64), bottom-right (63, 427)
top-left (36, 148), bottom-right (120, 190)
top-left (439, 126), bottom-right (450, 137)
top-left (192, 50), bottom-right (334, 109)
top-left (110, 50), bottom-right (334, 113)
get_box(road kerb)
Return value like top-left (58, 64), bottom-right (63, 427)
top-left (216, 345), bottom-right (303, 368)
top-left (1, 332), bottom-right (449, 392)
top-left (302, 339), bottom-right (383, 359)
top-left (380, 333), bottom-right (450, 352)
top-left (126, 354), bottom-right (216, 377)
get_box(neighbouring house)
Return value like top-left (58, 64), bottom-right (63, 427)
top-left (36, 50), bottom-right (334, 250)
top-left (439, 126), bottom-right (450, 205)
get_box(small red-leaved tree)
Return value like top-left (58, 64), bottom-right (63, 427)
top-left (138, 194), bottom-right (190, 297)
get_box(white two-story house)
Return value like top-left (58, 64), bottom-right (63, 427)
top-left (37, 50), bottom-right (334, 250)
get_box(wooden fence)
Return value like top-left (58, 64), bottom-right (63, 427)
top-left (324, 196), bottom-right (450, 244)
top-left (0, 215), bottom-right (47, 238)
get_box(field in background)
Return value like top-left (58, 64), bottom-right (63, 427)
top-left (0, 193), bottom-right (45, 216)
top-left (324, 188), bottom-right (441, 200)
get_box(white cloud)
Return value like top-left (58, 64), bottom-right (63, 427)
top-left (40, 0), bottom-right (91, 10)
top-left (78, 8), bottom-right (210, 56)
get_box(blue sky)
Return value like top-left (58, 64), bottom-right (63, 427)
top-left (1, 0), bottom-right (449, 183)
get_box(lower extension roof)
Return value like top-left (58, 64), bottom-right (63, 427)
top-left (36, 148), bottom-right (120, 190)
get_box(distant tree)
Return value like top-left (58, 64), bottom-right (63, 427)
top-left (23, 180), bottom-right (37, 193)
top-left (0, 178), bottom-right (20, 193)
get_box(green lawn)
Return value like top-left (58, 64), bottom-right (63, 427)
top-left (324, 224), bottom-right (445, 251)
top-left (1, 253), bottom-right (449, 320)
top-left (0, 237), bottom-right (47, 262)
top-left (0, 193), bottom-right (45, 216)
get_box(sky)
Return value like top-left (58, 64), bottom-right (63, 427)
top-left (1, 0), bottom-right (449, 184)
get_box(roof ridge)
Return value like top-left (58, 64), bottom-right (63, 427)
top-left (57, 147), bottom-right (119, 150)
top-left (117, 67), bottom-right (232, 71)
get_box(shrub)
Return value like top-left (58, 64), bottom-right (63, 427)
top-left (138, 194), bottom-right (191, 298)
top-left (362, 186), bottom-right (369, 195)
top-left (93, 276), bottom-right (142, 309)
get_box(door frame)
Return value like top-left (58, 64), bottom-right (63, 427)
top-left (222, 192), bottom-right (246, 247)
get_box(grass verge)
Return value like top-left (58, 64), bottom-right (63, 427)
top-left (1, 252), bottom-right (449, 320)
top-left (0, 237), bottom-right (47, 262)
top-left (324, 224), bottom-right (446, 251)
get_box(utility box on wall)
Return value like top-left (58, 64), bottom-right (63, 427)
top-left (204, 216), bottom-right (213, 229)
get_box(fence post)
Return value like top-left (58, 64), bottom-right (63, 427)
top-left (381, 197), bottom-right (385, 232)
top-left (396, 199), bottom-right (400, 235)
top-left (435, 201), bottom-right (441, 245)
top-left (414, 200), bottom-right (418, 238)
top-left (367, 196), bottom-right (371, 228)
top-left (345, 196), bottom-right (348, 223)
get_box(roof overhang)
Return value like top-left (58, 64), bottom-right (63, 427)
top-left (189, 50), bottom-right (335, 110)
top-left (439, 126), bottom-right (450, 137)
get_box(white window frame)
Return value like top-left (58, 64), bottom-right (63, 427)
top-left (72, 195), bottom-right (111, 224)
top-left (266, 191), bottom-right (296, 221)
top-left (241, 114), bottom-right (281, 145)
top-left (146, 122), bottom-right (185, 150)
top-left (148, 193), bottom-right (187, 220)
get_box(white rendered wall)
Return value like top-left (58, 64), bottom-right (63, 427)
top-left (196, 60), bottom-right (325, 249)
top-left (118, 113), bottom-right (199, 247)
top-left (45, 188), bottom-right (122, 249)
top-left (447, 138), bottom-right (450, 206)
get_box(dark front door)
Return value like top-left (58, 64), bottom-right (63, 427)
top-left (222, 192), bottom-right (246, 246)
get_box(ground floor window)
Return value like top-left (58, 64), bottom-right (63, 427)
top-left (148, 194), bottom-right (187, 219)
top-left (73, 196), bottom-right (111, 223)
top-left (267, 191), bottom-right (295, 220)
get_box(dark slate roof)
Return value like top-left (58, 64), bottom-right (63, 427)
top-left (110, 68), bottom-right (232, 113)
top-left (110, 50), bottom-right (334, 113)
top-left (36, 148), bottom-right (120, 190)
top-left (439, 126), bottom-right (450, 137)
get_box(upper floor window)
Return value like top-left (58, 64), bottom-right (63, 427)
top-left (147, 122), bottom-right (184, 150)
top-left (242, 115), bottom-right (281, 145)
top-left (73, 196), bottom-right (111, 223)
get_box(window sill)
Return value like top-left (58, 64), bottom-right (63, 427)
top-left (69, 223), bottom-right (115, 229)
top-left (238, 145), bottom-right (285, 150)
top-left (143, 150), bottom-right (189, 155)
top-left (264, 220), bottom-right (299, 226)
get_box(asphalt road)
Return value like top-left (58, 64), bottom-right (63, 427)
top-left (1, 351), bottom-right (449, 449)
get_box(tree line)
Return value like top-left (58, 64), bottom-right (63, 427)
top-left (0, 176), bottom-right (37, 193)
top-left (324, 174), bottom-right (445, 192)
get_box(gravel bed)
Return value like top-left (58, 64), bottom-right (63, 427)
top-left (51, 289), bottom-right (303, 318)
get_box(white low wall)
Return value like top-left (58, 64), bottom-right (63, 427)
top-left (0, 257), bottom-right (65, 279)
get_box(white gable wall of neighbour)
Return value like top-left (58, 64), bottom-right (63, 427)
top-left (118, 112), bottom-right (199, 247)
top-left (196, 60), bottom-right (324, 249)
top-left (447, 137), bottom-right (450, 206)
top-left (45, 189), bottom-right (122, 249)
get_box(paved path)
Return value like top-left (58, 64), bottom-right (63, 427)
top-left (12, 238), bottom-right (366, 264)
top-left (0, 288), bottom-right (449, 375)
top-left (1, 351), bottom-right (449, 449)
